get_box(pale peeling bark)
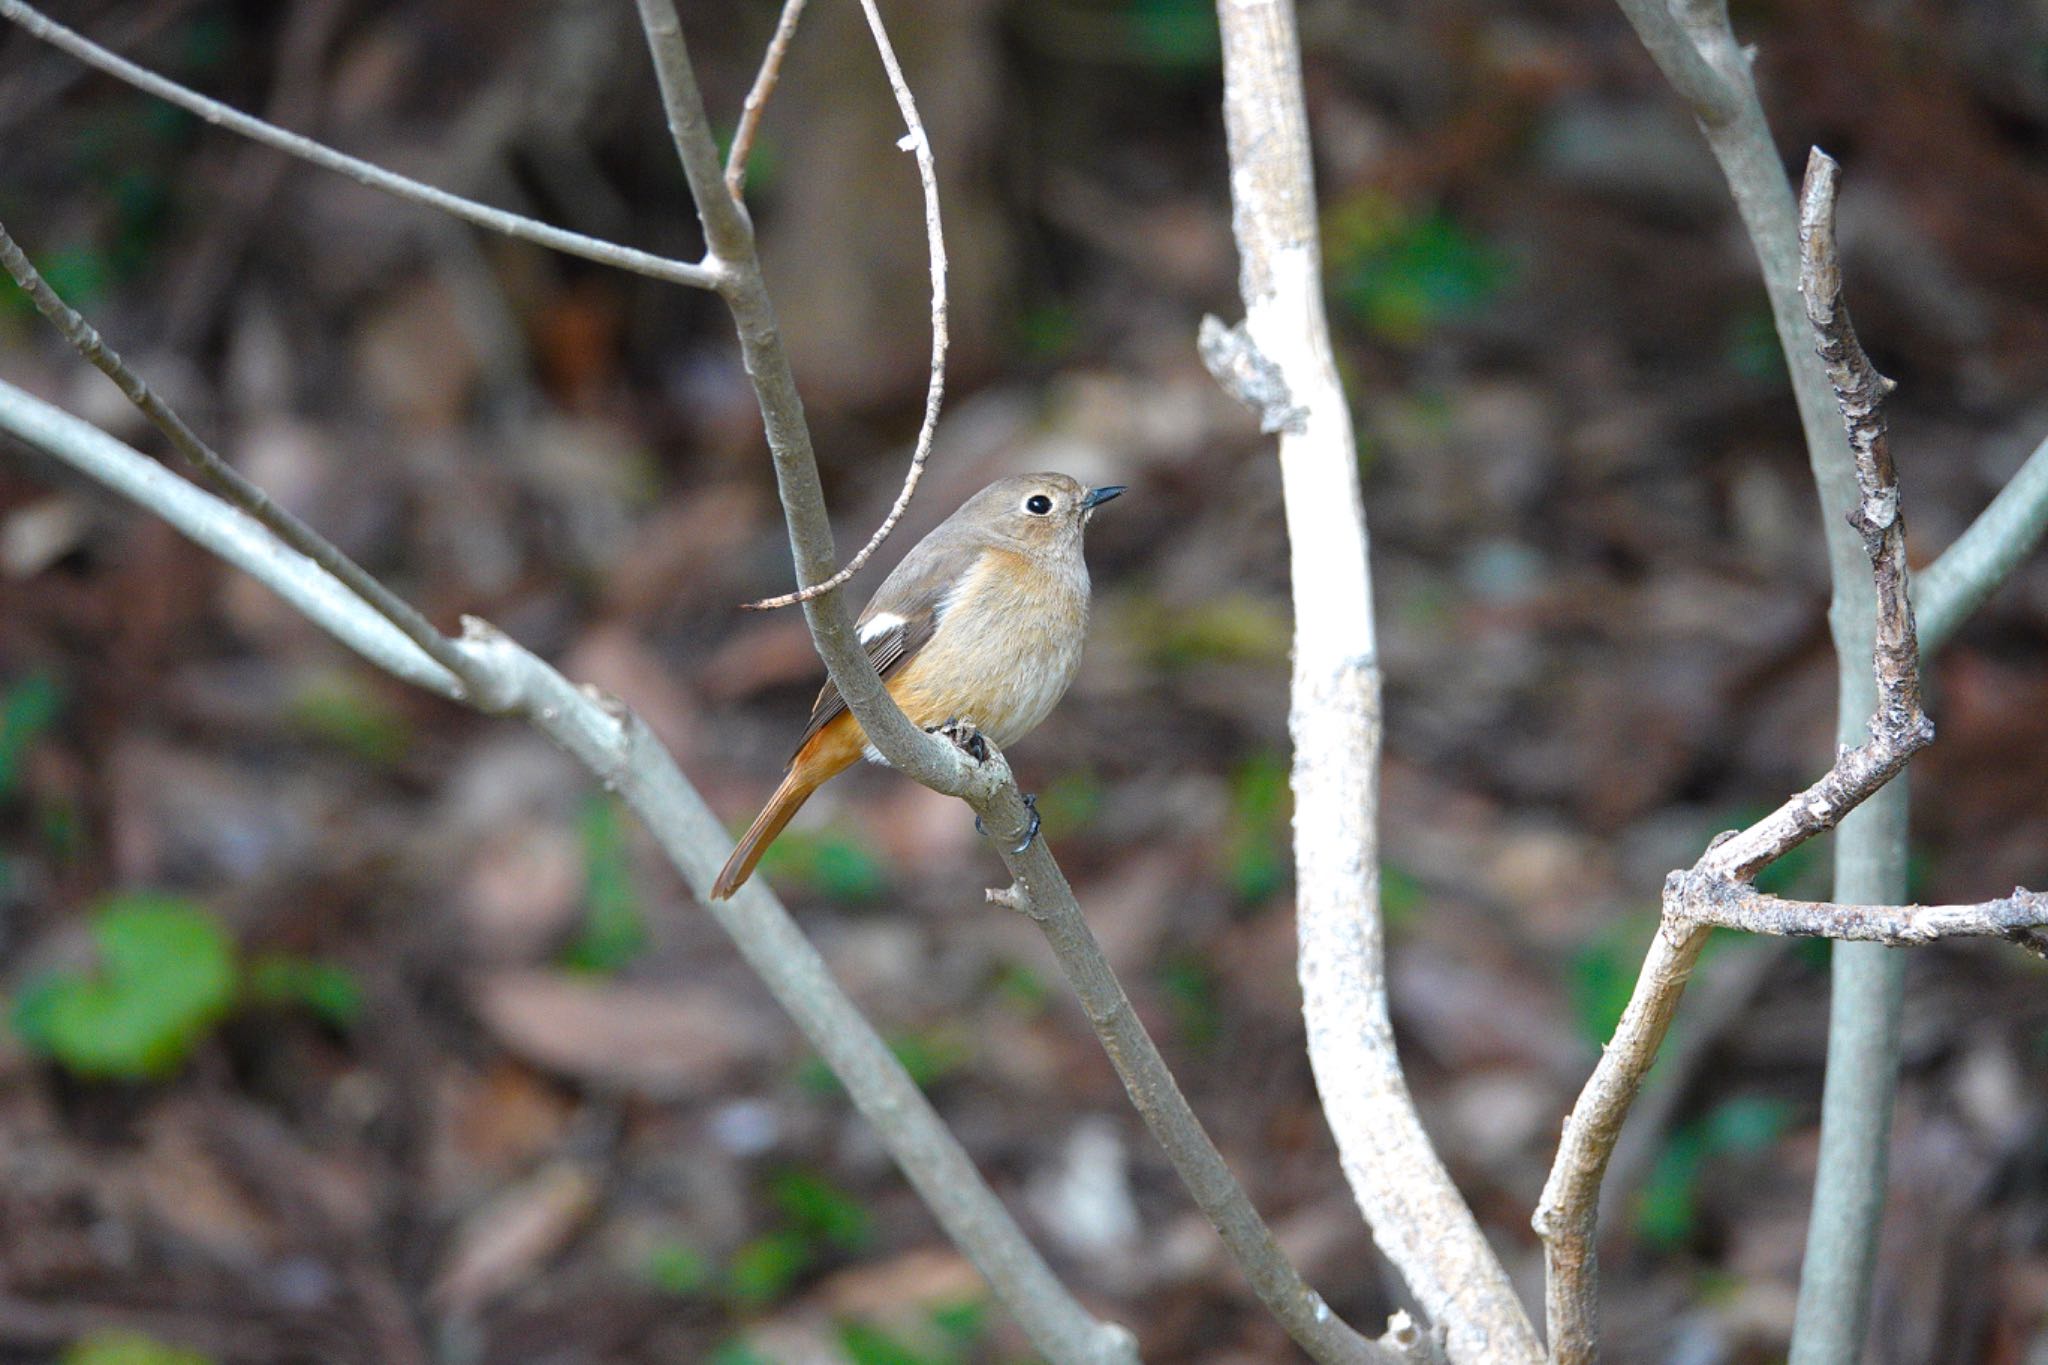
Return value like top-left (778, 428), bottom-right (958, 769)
top-left (1209, 2), bottom-right (1543, 1361)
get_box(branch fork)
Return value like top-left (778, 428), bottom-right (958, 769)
top-left (1534, 147), bottom-right (2047, 1364)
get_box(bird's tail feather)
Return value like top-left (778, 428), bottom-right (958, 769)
top-left (710, 767), bottom-right (820, 900)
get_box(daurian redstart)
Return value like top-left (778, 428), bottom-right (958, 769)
top-left (711, 473), bottom-right (1125, 899)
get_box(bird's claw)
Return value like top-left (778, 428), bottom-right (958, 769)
top-left (932, 716), bottom-right (988, 764)
top-left (977, 793), bottom-right (1040, 854)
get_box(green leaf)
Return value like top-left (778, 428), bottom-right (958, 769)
top-left (768, 1168), bottom-right (872, 1251)
top-left (757, 828), bottom-right (886, 903)
top-left (246, 952), bottom-right (362, 1029)
top-left (1568, 913), bottom-right (1660, 1045)
top-left (725, 1230), bottom-right (814, 1308)
top-left (62, 1332), bottom-right (215, 1365)
top-left (1633, 1096), bottom-right (1793, 1248)
top-left (705, 1342), bottom-right (776, 1365)
top-left (928, 1298), bottom-right (987, 1349)
top-left (642, 1239), bottom-right (714, 1297)
top-left (837, 1320), bottom-right (939, 1365)
top-left (0, 671), bottom-right (62, 799)
top-left (1124, 0), bottom-right (1220, 68)
top-left (563, 797), bottom-right (646, 973)
top-left (1225, 752), bottom-right (1292, 903)
top-left (1158, 952), bottom-right (1221, 1049)
top-left (1381, 863), bottom-right (1425, 933)
top-left (1325, 192), bottom-right (1508, 344)
top-left (13, 894), bottom-right (236, 1080)
top-left (284, 670), bottom-right (410, 766)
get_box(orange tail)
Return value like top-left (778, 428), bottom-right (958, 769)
top-left (710, 722), bottom-right (861, 899)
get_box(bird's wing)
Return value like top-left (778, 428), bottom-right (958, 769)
top-left (788, 532), bottom-right (973, 760)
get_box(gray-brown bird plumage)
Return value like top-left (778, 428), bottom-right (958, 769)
top-left (711, 473), bottom-right (1123, 899)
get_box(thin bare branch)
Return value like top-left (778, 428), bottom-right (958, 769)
top-left (1666, 874), bottom-right (2048, 946)
top-left (1533, 148), bottom-right (1938, 1365)
top-left (0, 218), bottom-right (484, 697)
top-left (743, 0), bottom-right (948, 612)
top-left (1915, 429), bottom-right (2048, 653)
top-left (0, 0), bottom-right (723, 292)
top-left (724, 0), bottom-right (808, 198)
top-left (1210, 0), bottom-right (1542, 1359)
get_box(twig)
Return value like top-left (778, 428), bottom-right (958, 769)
top-left (0, 0), bottom-right (723, 293)
top-left (0, 373), bottom-right (1134, 1365)
top-left (0, 218), bottom-right (484, 698)
top-left (742, 0), bottom-right (948, 612)
top-left (724, 0), bottom-right (808, 198)
top-left (1914, 429), bottom-right (2048, 652)
top-left (1532, 148), bottom-right (2012, 1365)
top-left (1666, 875), bottom-right (2048, 946)
top-left (635, 2), bottom-right (1382, 1358)
top-left (1210, 0), bottom-right (1543, 1360)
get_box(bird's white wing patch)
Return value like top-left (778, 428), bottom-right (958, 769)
top-left (858, 611), bottom-right (907, 643)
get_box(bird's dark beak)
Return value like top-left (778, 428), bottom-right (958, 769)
top-left (1081, 485), bottom-right (1127, 511)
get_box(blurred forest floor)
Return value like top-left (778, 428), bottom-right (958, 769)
top-left (1, 0), bottom-right (2047, 1361)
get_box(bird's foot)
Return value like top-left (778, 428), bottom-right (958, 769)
top-left (933, 715), bottom-right (988, 764)
top-left (975, 792), bottom-right (1040, 854)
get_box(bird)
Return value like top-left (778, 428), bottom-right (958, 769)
top-left (710, 472), bottom-right (1125, 899)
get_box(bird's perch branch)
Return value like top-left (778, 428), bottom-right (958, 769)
top-left (633, 1), bottom-right (1383, 1358)
top-left (1209, 0), bottom-right (1543, 1360)
top-left (1532, 149), bottom-right (2044, 1365)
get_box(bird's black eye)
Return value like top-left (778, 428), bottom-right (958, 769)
top-left (1024, 494), bottom-right (1053, 515)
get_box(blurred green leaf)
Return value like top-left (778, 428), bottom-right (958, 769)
top-left (1225, 752), bottom-right (1291, 903)
top-left (769, 1168), bottom-right (873, 1252)
top-left (1016, 303), bottom-right (1079, 360)
top-left (1568, 913), bottom-right (1660, 1045)
top-left (1326, 191), bottom-right (1508, 344)
top-left (837, 1321), bottom-right (940, 1365)
top-left (991, 962), bottom-right (1050, 1016)
top-left (563, 797), bottom-right (647, 973)
top-left (792, 1028), bottom-right (967, 1098)
top-left (726, 1229), bottom-right (814, 1308)
top-left (929, 1298), bottom-right (987, 1348)
top-left (0, 671), bottom-right (62, 799)
top-left (1143, 593), bottom-right (1292, 670)
top-left (62, 1332), bottom-right (214, 1365)
top-left (758, 828), bottom-right (886, 903)
top-left (642, 1239), bottom-right (714, 1297)
top-left (14, 894), bottom-right (236, 1080)
top-left (1634, 1096), bottom-right (1793, 1248)
top-left (1124, 0), bottom-right (1220, 67)
top-left (705, 1341), bottom-right (775, 1365)
top-left (1381, 863), bottom-right (1425, 933)
top-left (1034, 769), bottom-right (1104, 831)
top-left (1723, 306), bottom-right (1786, 384)
top-left (246, 952), bottom-right (362, 1029)
top-left (1158, 952), bottom-right (1222, 1049)
top-left (891, 1028), bottom-right (971, 1088)
top-left (285, 671), bottom-right (410, 766)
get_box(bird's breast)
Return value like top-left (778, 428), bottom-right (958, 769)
top-left (882, 546), bottom-right (1090, 753)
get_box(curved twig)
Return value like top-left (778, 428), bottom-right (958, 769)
top-left (742, 0), bottom-right (948, 612)
top-left (0, 0), bottom-right (723, 292)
